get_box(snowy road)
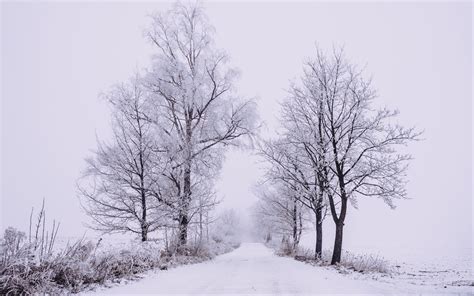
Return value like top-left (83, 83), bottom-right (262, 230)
top-left (93, 243), bottom-right (467, 295)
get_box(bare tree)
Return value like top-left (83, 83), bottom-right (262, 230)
top-left (298, 47), bottom-right (420, 264)
top-left (78, 76), bottom-right (172, 241)
top-left (258, 138), bottom-right (326, 258)
top-left (254, 184), bottom-right (305, 251)
top-left (144, 2), bottom-right (257, 247)
top-left (280, 61), bottom-right (337, 259)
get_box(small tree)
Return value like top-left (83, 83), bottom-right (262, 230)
top-left (78, 76), bottom-right (171, 241)
top-left (258, 138), bottom-right (325, 258)
top-left (254, 185), bottom-right (305, 251)
top-left (282, 69), bottom-right (335, 259)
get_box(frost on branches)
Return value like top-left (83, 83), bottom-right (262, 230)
top-left (254, 47), bottom-right (420, 264)
top-left (78, 3), bottom-right (257, 248)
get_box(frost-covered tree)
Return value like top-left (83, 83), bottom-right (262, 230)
top-left (258, 138), bottom-right (325, 257)
top-left (78, 76), bottom-right (173, 241)
top-left (143, 2), bottom-right (257, 247)
top-left (254, 185), bottom-right (305, 251)
top-left (294, 47), bottom-right (420, 264)
top-left (278, 60), bottom-right (337, 259)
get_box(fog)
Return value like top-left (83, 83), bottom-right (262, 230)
top-left (1, 1), bottom-right (471, 257)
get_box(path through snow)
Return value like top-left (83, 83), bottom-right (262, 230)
top-left (93, 243), bottom-right (471, 294)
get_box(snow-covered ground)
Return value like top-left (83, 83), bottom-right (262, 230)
top-left (339, 244), bottom-right (472, 291)
top-left (297, 233), bottom-right (472, 294)
top-left (91, 242), bottom-right (472, 294)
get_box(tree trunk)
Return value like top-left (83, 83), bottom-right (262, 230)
top-left (330, 163), bottom-right (348, 265)
top-left (315, 207), bottom-right (322, 259)
top-left (178, 213), bottom-right (188, 247)
top-left (331, 221), bottom-right (344, 264)
top-left (292, 198), bottom-right (298, 250)
top-left (178, 161), bottom-right (191, 247)
top-left (178, 211), bottom-right (188, 247)
top-left (140, 184), bottom-right (147, 241)
top-left (199, 198), bottom-right (203, 246)
top-left (298, 212), bottom-right (303, 245)
top-left (206, 210), bottom-right (209, 243)
top-left (178, 114), bottom-right (193, 248)
top-left (141, 225), bottom-right (148, 242)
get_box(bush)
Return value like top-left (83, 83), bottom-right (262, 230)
top-left (277, 238), bottom-right (296, 257)
top-left (276, 242), bottom-right (393, 275)
top-left (338, 251), bottom-right (393, 274)
top-left (1, 202), bottom-right (241, 294)
top-left (0, 227), bottom-right (240, 294)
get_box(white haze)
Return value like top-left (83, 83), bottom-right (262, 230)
top-left (1, 1), bottom-right (471, 259)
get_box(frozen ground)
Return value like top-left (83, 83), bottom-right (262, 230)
top-left (92, 242), bottom-right (472, 294)
top-left (297, 234), bottom-right (473, 294)
top-left (339, 244), bottom-right (473, 292)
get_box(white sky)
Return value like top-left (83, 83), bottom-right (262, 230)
top-left (1, 1), bottom-right (472, 255)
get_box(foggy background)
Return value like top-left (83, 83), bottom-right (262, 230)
top-left (1, 2), bottom-right (471, 257)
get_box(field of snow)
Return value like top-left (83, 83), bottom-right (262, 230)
top-left (298, 233), bottom-right (473, 293)
top-left (92, 242), bottom-right (473, 294)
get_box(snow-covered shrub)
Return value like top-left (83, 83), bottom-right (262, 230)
top-left (168, 234), bottom-right (240, 264)
top-left (277, 237), bottom-right (296, 256)
top-left (49, 240), bottom-right (97, 291)
top-left (1, 228), bottom-right (26, 258)
top-left (0, 236), bottom-right (94, 294)
top-left (1, 219), bottom-right (240, 294)
top-left (88, 240), bottom-right (167, 285)
top-left (211, 234), bottom-right (223, 243)
top-left (276, 242), bottom-right (393, 275)
top-left (1, 235), bottom-right (239, 294)
top-left (208, 238), bottom-right (240, 257)
top-left (0, 222), bottom-right (60, 294)
top-left (293, 246), bottom-right (315, 260)
top-left (338, 251), bottom-right (393, 274)
top-left (0, 227), bottom-right (29, 270)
